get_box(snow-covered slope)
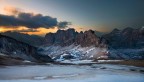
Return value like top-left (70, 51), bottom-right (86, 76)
top-left (38, 45), bottom-right (108, 61)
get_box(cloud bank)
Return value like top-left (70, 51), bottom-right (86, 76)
top-left (0, 7), bottom-right (70, 29)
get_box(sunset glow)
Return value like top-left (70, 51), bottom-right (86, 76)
top-left (0, 26), bottom-right (59, 36)
top-left (0, 0), bottom-right (143, 36)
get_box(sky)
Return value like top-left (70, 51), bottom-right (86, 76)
top-left (0, 0), bottom-right (144, 36)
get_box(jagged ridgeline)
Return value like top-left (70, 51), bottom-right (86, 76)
top-left (42, 27), bottom-right (144, 60)
top-left (44, 28), bottom-right (108, 47)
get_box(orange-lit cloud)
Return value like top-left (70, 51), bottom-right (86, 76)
top-left (0, 26), bottom-right (58, 36)
top-left (0, 7), bottom-right (70, 29)
top-left (3, 6), bottom-right (22, 15)
top-left (0, 6), bottom-right (87, 36)
top-left (24, 27), bottom-right (58, 36)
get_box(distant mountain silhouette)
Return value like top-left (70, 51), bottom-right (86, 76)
top-left (1, 31), bottom-right (44, 47)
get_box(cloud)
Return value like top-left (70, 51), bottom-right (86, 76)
top-left (0, 7), bottom-right (70, 29)
top-left (0, 13), bottom-right (57, 29)
top-left (13, 28), bottom-right (39, 32)
top-left (58, 21), bottom-right (71, 29)
top-left (4, 6), bottom-right (22, 15)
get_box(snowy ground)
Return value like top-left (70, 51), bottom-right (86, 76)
top-left (38, 45), bottom-right (108, 60)
top-left (0, 64), bottom-right (144, 82)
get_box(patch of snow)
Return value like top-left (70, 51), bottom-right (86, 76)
top-left (52, 74), bottom-right (79, 78)
top-left (34, 76), bottom-right (46, 80)
top-left (60, 60), bottom-right (96, 64)
top-left (86, 47), bottom-right (95, 54)
top-left (98, 60), bottom-right (123, 63)
top-left (0, 53), bottom-right (7, 56)
top-left (97, 56), bottom-right (108, 59)
top-left (23, 60), bottom-right (31, 63)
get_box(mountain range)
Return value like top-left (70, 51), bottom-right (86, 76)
top-left (41, 27), bottom-right (144, 61)
top-left (0, 27), bottom-right (144, 65)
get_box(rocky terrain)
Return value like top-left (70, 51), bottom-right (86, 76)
top-left (42, 27), bottom-right (144, 61)
top-left (42, 28), bottom-right (108, 61)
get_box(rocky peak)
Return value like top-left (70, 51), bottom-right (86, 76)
top-left (103, 27), bottom-right (144, 49)
top-left (75, 30), bottom-right (100, 47)
top-left (44, 28), bottom-right (78, 46)
top-left (44, 33), bottom-right (55, 45)
top-left (44, 29), bottom-right (108, 47)
top-left (111, 28), bottom-right (120, 33)
top-left (122, 27), bottom-right (134, 35)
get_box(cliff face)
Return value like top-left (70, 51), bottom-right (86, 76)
top-left (0, 34), bottom-right (53, 62)
top-left (103, 27), bottom-right (144, 49)
top-left (44, 28), bottom-right (108, 48)
top-left (44, 28), bottom-right (78, 46)
top-left (75, 30), bottom-right (107, 47)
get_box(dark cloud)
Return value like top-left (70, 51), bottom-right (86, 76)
top-left (0, 11), bottom-right (70, 29)
top-left (13, 28), bottom-right (39, 32)
top-left (58, 21), bottom-right (71, 29)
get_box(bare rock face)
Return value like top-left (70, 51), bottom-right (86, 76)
top-left (103, 27), bottom-right (144, 49)
top-left (75, 30), bottom-right (100, 47)
top-left (44, 27), bottom-right (144, 49)
top-left (44, 28), bottom-right (78, 46)
top-left (44, 29), bottom-right (108, 47)
top-left (44, 33), bottom-right (55, 45)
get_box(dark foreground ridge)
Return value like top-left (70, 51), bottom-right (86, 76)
top-left (0, 34), bottom-right (53, 64)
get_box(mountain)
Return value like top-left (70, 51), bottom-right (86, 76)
top-left (94, 30), bottom-right (107, 37)
top-left (1, 31), bottom-right (44, 47)
top-left (44, 28), bottom-right (78, 46)
top-left (103, 27), bottom-right (144, 49)
top-left (0, 34), bottom-right (53, 64)
top-left (103, 27), bottom-right (144, 60)
top-left (41, 28), bottom-right (108, 61)
top-left (44, 28), bottom-right (107, 47)
top-left (42, 27), bottom-right (144, 60)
